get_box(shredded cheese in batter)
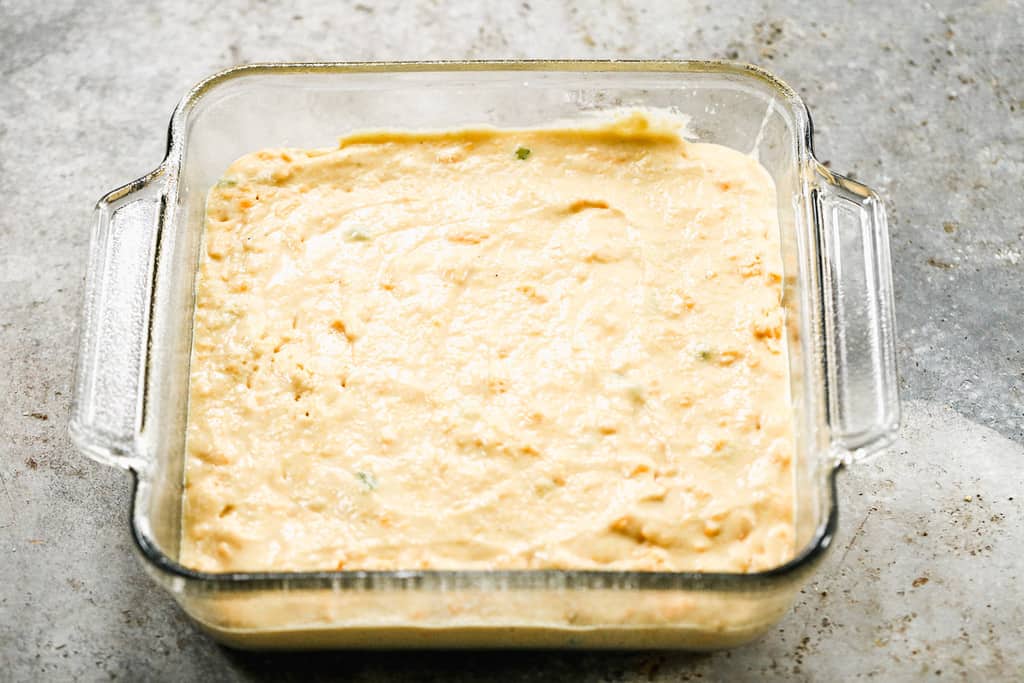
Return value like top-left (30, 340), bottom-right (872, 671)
top-left (181, 112), bottom-right (795, 574)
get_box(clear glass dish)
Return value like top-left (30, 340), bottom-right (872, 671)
top-left (69, 61), bottom-right (899, 650)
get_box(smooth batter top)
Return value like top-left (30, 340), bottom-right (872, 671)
top-left (181, 112), bottom-right (795, 574)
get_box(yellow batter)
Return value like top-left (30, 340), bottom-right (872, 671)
top-left (181, 112), bottom-right (795, 575)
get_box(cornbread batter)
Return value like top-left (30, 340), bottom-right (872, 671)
top-left (181, 112), bottom-right (795, 574)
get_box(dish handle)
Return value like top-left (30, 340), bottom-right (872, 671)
top-left (69, 170), bottom-right (166, 472)
top-left (813, 163), bottom-right (900, 463)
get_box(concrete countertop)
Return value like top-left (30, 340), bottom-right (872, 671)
top-left (1, 0), bottom-right (1021, 680)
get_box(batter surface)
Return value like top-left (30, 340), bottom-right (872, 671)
top-left (181, 113), bottom-right (795, 574)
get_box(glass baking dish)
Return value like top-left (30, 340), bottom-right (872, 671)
top-left (69, 61), bottom-right (898, 650)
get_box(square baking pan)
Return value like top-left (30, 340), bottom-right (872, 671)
top-left (69, 60), bottom-right (899, 649)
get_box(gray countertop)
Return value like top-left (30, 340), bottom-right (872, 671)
top-left (1, 0), bottom-right (1022, 680)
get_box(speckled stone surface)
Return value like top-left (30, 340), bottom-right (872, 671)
top-left (1, 0), bottom-right (1022, 680)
